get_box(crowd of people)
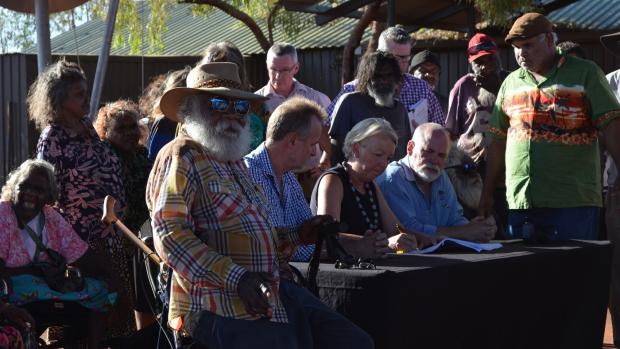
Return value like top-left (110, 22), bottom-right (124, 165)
top-left (0, 11), bottom-right (619, 349)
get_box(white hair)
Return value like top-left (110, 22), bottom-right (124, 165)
top-left (181, 95), bottom-right (251, 162)
top-left (343, 118), bottom-right (397, 160)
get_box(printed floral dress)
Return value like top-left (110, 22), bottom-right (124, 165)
top-left (36, 118), bottom-right (135, 336)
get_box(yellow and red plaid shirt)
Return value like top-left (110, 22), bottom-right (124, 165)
top-left (146, 135), bottom-right (297, 328)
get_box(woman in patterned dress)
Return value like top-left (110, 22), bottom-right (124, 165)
top-left (94, 100), bottom-right (156, 331)
top-left (27, 60), bottom-right (135, 337)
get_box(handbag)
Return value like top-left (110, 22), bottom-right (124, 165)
top-left (21, 213), bottom-right (85, 293)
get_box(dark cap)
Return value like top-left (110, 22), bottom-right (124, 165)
top-left (505, 13), bottom-right (554, 45)
top-left (409, 50), bottom-right (440, 72)
top-left (601, 32), bottom-right (620, 57)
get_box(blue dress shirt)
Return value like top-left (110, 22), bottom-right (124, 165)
top-left (376, 157), bottom-right (469, 236)
top-left (244, 143), bottom-right (315, 261)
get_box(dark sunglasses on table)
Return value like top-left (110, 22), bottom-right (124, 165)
top-left (444, 162), bottom-right (477, 174)
top-left (208, 97), bottom-right (250, 114)
top-left (468, 41), bottom-right (497, 55)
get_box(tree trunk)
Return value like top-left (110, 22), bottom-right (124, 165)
top-left (183, 0), bottom-right (271, 52)
top-left (340, 0), bottom-right (382, 85)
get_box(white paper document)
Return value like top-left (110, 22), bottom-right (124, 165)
top-left (404, 237), bottom-right (503, 255)
top-left (407, 98), bottom-right (428, 132)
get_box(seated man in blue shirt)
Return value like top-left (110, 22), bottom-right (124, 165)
top-left (377, 123), bottom-right (496, 242)
top-left (245, 96), bottom-right (325, 261)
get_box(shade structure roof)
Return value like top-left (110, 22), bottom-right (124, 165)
top-left (0, 0), bottom-right (88, 14)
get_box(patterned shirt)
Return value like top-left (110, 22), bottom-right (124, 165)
top-left (326, 74), bottom-right (445, 126)
top-left (36, 118), bottom-right (126, 243)
top-left (146, 134), bottom-right (298, 328)
top-left (489, 53), bottom-right (620, 209)
top-left (0, 202), bottom-right (88, 267)
top-left (244, 143), bottom-right (314, 262)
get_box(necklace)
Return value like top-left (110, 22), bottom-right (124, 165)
top-left (347, 169), bottom-right (380, 231)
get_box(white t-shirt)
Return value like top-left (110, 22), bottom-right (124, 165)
top-left (19, 213), bottom-right (48, 260)
top-left (605, 69), bottom-right (620, 188)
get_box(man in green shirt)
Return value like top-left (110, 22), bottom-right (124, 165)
top-left (479, 13), bottom-right (620, 240)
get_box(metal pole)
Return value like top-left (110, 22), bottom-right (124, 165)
top-left (387, 0), bottom-right (396, 27)
top-left (89, 0), bottom-right (120, 121)
top-left (34, 0), bottom-right (52, 73)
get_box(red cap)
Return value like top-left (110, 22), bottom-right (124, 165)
top-left (468, 33), bottom-right (497, 63)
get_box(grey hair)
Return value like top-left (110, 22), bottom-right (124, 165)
top-left (343, 118), bottom-right (398, 160)
top-left (267, 43), bottom-right (298, 63)
top-left (1, 159), bottom-right (58, 203)
top-left (412, 122), bottom-right (451, 148)
top-left (538, 32), bottom-right (558, 46)
top-left (378, 25), bottom-right (411, 50)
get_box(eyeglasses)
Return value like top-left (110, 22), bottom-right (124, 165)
top-left (445, 162), bottom-right (477, 174)
top-left (208, 97), bottom-right (250, 114)
top-left (268, 65), bottom-right (297, 75)
top-left (468, 41), bottom-right (497, 55)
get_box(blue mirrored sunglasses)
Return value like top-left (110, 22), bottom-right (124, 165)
top-left (208, 97), bottom-right (250, 114)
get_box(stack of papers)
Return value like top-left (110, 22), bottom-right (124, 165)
top-left (403, 237), bottom-right (503, 255)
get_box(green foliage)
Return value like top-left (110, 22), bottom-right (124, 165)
top-left (470, 0), bottom-right (539, 27)
top-left (90, 0), bottom-right (172, 54)
top-left (189, 0), bottom-right (310, 43)
top-left (0, 0), bottom-right (171, 54)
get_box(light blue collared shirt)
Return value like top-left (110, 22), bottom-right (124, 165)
top-left (376, 157), bottom-right (469, 236)
top-left (244, 143), bottom-right (315, 261)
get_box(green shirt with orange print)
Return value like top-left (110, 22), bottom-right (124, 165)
top-left (489, 52), bottom-right (620, 210)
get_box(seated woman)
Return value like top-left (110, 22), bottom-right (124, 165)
top-left (0, 159), bottom-right (118, 349)
top-left (311, 118), bottom-right (435, 258)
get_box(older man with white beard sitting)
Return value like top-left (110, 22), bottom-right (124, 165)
top-left (146, 62), bottom-right (373, 349)
top-left (329, 51), bottom-right (410, 165)
top-left (376, 123), bottom-right (496, 242)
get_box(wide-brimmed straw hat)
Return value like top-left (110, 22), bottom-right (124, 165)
top-left (601, 32), bottom-right (620, 57)
top-left (159, 62), bottom-right (267, 122)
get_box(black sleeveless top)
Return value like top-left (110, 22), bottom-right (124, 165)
top-left (310, 163), bottom-right (383, 236)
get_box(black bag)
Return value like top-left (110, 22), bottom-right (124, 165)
top-left (22, 214), bottom-right (85, 293)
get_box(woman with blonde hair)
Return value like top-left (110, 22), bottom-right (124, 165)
top-left (311, 118), bottom-right (435, 258)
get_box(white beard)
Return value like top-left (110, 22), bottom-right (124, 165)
top-left (184, 109), bottom-right (251, 162)
top-left (368, 87), bottom-right (395, 108)
top-left (414, 164), bottom-right (441, 183)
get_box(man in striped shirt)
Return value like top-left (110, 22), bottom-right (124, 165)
top-left (147, 62), bottom-right (372, 349)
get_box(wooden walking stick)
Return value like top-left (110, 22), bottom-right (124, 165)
top-left (102, 195), bottom-right (162, 264)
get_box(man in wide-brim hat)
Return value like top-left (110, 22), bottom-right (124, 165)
top-left (600, 29), bottom-right (620, 349)
top-left (146, 62), bottom-right (373, 349)
top-left (480, 13), bottom-right (620, 242)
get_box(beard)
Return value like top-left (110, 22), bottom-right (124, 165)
top-left (184, 104), bottom-right (251, 162)
top-left (368, 84), bottom-right (395, 107)
top-left (411, 159), bottom-right (442, 183)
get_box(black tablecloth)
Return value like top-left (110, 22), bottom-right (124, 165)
top-left (291, 241), bottom-right (612, 349)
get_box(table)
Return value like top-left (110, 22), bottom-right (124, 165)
top-left (291, 241), bottom-right (612, 349)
